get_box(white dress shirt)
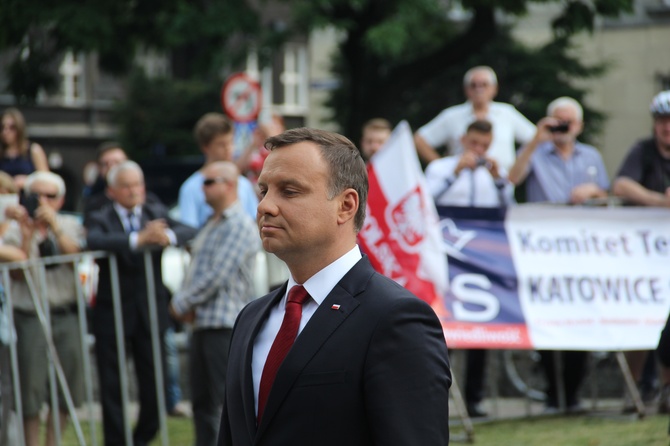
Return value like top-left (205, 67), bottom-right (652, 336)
top-left (113, 202), bottom-right (176, 249)
top-left (425, 156), bottom-right (514, 207)
top-left (417, 101), bottom-right (536, 171)
top-left (251, 245), bottom-right (362, 414)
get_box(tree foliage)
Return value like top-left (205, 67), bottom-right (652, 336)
top-left (0, 0), bottom-right (263, 103)
top-left (285, 0), bottom-right (633, 142)
top-left (113, 70), bottom-right (221, 160)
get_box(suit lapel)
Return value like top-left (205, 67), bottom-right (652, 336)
top-left (255, 258), bottom-right (375, 439)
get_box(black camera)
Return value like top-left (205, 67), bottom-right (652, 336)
top-left (38, 237), bottom-right (60, 269)
top-left (548, 121), bottom-right (570, 133)
top-left (20, 193), bottom-right (39, 218)
top-left (475, 158), bottom-right (491, 168)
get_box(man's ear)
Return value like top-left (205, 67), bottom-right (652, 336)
top-left (337, 188), bottom-right (359, 226)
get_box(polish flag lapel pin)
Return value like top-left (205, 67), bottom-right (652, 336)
top-left (330, 304), bottom-right (341, 310)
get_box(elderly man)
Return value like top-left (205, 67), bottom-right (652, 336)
top-left (170, 161), bottom-right (259, 446)
top-left (508, 96), bottom-right (609, 204)
top-left (86, 161), bottom-right (196, 446)
top-left (508, 97), bottom-right (609, 413)
top-left (414, 65), bottom-right (535, 171)
top-left (5, 171), bottom-right (85, 446)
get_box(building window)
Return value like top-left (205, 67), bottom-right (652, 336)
top-left (59, 51), bottom-right (85, 105)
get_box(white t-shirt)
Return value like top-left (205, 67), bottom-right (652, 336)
top-left (424, 156), bottom-right (514, 207)
top-left (417, 101), bottom-right (536, 171)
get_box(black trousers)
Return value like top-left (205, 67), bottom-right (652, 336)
top-left (95, 327), bottom-right (166, 446)
top-left (190, 328), bottom-right (232, 446)
top-left (539, 350), bottom-right (588, 408)
top-left (464, 349), bottom-right (487, 404)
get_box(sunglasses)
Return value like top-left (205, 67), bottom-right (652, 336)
top-left (33, 192), bottom-right (59, 200)
top-left (203, 177), bottom-right (227, 187)
top-left (1, 124), bottom-right (17, 131)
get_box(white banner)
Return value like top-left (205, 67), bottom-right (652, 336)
top-left (506, 205), bottom-right (670, 350)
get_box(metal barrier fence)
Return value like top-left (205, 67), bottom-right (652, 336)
top-left (0, 249), bottom-right (176, 446)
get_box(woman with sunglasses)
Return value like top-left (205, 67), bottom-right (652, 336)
top-left (0, 108), bottom-right (49, 191)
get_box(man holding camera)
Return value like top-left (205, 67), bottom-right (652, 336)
top-left (508, 96), bottom-right (609, 204)
top-left (425, 119), bottom-right (514, 208)
top-left (4, 171), bottom-right (85, 446)
top-left (508, 97), bottom-right (608, 413)
top-left (424, 119), bottom-right (511, 419)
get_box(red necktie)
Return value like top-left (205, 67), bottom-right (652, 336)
top-left (257, 285), bottom-right (310, 422)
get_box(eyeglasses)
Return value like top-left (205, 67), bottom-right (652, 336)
top-left (32, 192), bottom-right (59, 200)
top-left (468, 82), bottom-right (491, 89)
top-left (203, 177), bottom-right (227, 187)
top-left (1, 124), bottom-right (17, 131)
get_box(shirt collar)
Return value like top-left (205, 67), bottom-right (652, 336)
top-left (547, 140), bottom-right (584, 157)
top-left (285, 244), bottom-right (362, 306)
top-left (113, 202), bottom-right (142, 218)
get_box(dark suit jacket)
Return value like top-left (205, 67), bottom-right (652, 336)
top-left (219, 256), bottom-right (452, 446)
top-left (86, 201), bottom-right (197, 336)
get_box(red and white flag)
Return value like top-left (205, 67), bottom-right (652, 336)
top-left (359, 121), bottom-right (449, 318)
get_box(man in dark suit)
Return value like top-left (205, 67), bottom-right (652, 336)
top-left (218, 128), bottom-right (452, 446)
top-left (86, 160), bottom-right (196, 446)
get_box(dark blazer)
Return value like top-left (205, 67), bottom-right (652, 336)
top-left (219, 256), bottom-right (452, 446)
top-left (86, 201), bottom-right (197, 336)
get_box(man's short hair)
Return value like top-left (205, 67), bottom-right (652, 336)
top-left (463, 66), bottom-right (498, 87)
top-left (466, 119), bottom-right (493, 135)
top-left (96, 141), bottom-right (125, 162)
top-left (194, 113), bottom-right (234, 148)
top-left (547, 97), bottom-right (583, 122)
top-left (362, 118), bottom-right (392, 134)
top-left (265, 128), bottom-right (368, 233)
top-left (24, 171), bottom-right (66, 198)
top-left (107, 160), bottom-right (144, 188)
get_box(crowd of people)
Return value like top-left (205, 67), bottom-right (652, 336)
top-left (416, 67), bottom-right (670, 418)
top-left (0, 65), bottom-right (668, 445)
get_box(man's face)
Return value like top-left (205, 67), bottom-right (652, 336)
top-left (550, 106), bottom-right (583, 146)
top-left (99, 148), bottom-right (127, 177)
top-left (465, 71), bottom-right (498, 106)
top-left (461, 131), bottom-right (492, 158)
top-left (203, 133), bottom-right (234, 162)
top-left (654, 115), bottom-right (670, 150)
top-left (108, 169), bottom-right (146, 209)
top-left (361, 128), bottom-right (390, 159)
top-left (202, 165), bottom-right (229, 208)
top-left (256, 142), bottom-right (342, 264)
top-left (30, 180), bottom-right (63, 211)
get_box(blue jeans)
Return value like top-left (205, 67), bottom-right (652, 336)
top-left (164, 327), bottom-right (182, 411)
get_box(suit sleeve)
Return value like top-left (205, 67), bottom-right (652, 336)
top-left (86, 210), bottom-right (133, 254)
top-left (364, 297), bottom-right (451, 445)
top-left (167, 216), bottom-right (197, 247)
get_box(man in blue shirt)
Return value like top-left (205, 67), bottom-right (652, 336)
top-left (508, 97), bottom-right (609, 204)
top-left (178, 113), bottom-right (258, 227)
top-left (508, 97), bottom-right (609, 413)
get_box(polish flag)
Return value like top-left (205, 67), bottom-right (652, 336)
top-left (358, 121), bottom-right (449, 319)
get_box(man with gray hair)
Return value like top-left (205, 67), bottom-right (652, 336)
top-left (4, 171), bottom-right (85, 446)
top-left (508, 96), bottom-right (609, 204)
top-left (86, 161), bottom-right (196, 446)
top-left (414, 65), bottom-right (535, 171)
top-left (508, 97), bottom-right (609, 413)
